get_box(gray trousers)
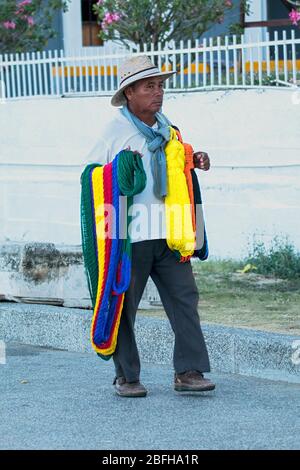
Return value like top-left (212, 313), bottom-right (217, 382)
top-left (113, 239), bottom-right (210, 382)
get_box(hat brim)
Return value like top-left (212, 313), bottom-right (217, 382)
top-left (111, 70), bottom-right (176, 107)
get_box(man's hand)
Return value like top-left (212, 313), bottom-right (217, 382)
top-left (193, 151), bottom-right (210, 171)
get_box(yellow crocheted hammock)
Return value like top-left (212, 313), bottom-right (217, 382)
top-left (164, 127), bottom-right (196, 259)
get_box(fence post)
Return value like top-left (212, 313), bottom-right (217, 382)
top-left (42, 50), bottom-right (50, 96)
top-left (187, 39), bottom-right (192, 88)
top-left (266, 30), bottom-right (271, 78)
top-left (31, 51), bottom-right (37, 96)
top-left (217, 36), bottom-right (222, 86)
top-left (257, 31), bottom-right (263, 86)
top-left (291, 29), bottom-right (297, 85)
top-left (54, 49), bottom-right (60, 96)
top-left (9, 52), bottom-right (16, 98)
top-left (249, 36), bottom-right (254, 86)
top-left (48, 50), bottom-right (54, 95)
top-left (36, 50), bottom-right (42, 95)
top-left (225, 34), bottom-right (230, 86)
top-left (26, 51), bottom-right (33, 96)
top-left (203, 37), bottom-right (207, 88)
top-left (157, 41), bottom-right (162, 76)
top-left (60, 48), bottom-right (66, 95)
top-left (4, 54), bottom-right (11, 98)
top-left (195, 38), bottom-right (199, 88)
top-left (166, 41), bottom-right (171, 91)
top-left (209, 37), bottom-right (214, 87)
top-left (241, 34), bottom-right (246, 86)
top-left (274, 30), bottom-right (279, 84)
top-left (282, 30), bottom-right (288, 84)
top-left (83, 47), bottom-right (90, 93)
top-left (179, 40), bottom-right (184, 89)
top-left (233, 34), bottom-right (238, 86)
top-left (109, 43), bottom-right (115, 92)
top-left (96, 46), bottom-right (102, 93)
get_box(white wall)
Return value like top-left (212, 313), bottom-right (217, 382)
top-left (62, 0), bottom-right (124, 55)
top-left (245, 0), bottom-right (268, 44)
top-left (1, 88), bottom-right (300, 259)
top-left (62, 0), bottom-right (83, 53)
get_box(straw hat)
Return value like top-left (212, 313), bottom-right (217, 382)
top-left (111, 55), bottom-right (176, 107)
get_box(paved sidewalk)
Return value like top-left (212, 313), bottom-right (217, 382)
top-left (0, 342), bottom-right (299, 450)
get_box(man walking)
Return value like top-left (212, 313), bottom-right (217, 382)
top-left (86, 55), bottom-right (215, 397)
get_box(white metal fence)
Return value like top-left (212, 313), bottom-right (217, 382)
top-left (1, 30), bottom-right (300, 101)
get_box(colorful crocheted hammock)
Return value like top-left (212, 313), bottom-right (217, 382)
top-left (80, 150), bottom-right (146, 359)
top-left (80, 129), bottom-right (208, 359)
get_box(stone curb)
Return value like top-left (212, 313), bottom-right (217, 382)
top-left (0, 301), bottom-right (299, 383)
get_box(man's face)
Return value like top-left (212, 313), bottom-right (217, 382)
top-left (125, 76), bottom-right (164, 114)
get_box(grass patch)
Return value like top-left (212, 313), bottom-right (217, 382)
top-left (139, 248), bottom-right (300, 335)
top-left (192, 258), bottom-right (300, 334)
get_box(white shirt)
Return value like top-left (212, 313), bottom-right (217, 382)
top-left (84, 109), bottom-right (167, 243)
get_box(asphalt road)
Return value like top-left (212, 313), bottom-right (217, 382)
top-left (0, 342), bottom-right (299, 450)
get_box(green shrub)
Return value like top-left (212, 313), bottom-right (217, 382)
top-left (246, 235), bottom-right (300, 280)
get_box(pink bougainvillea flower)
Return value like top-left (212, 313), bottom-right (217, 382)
top-left (16, 0), bottom-right (32, 15)
top-left (27, 16), bottom-right (34, 26)
top-left (96, 0), bottom-right (104, 5)
top-left (102, 11), bottom-right (121, 26)
top-left (3, 20), bottom-right (16, 29)
top-left (289, 9), bottom-right (300, 26)
top-left (224, 0), bottom-right (232, 6)
top-left (101, 10), bottom-right (121, 30)
top-left (112, 12), bottom-right (121, 21)
top-left (104, 12), bottom-right (114, 24)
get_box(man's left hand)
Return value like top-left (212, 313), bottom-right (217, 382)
top-left (193, 151), bottom-right (210, 171)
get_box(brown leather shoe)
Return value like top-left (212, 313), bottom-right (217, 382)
top-left (113, 376), bottom-right (148, 397)
top-left (174, 370), bottom-right (216, 392)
